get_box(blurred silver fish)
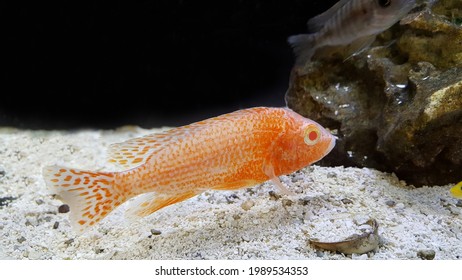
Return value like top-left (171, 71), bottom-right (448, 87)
top-left (288, 0), bottom-right (416, 66)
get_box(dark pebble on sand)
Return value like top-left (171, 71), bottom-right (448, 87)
top-left (53, 222), bottom-right (59, 229)
top-left (0, 168), bottom-right (5, 177)
top-left (298, 197), bottom-right (311, 206)
top-left (150, 229), bottom-right (162, 235)
top-left (456, 200), bottom-right (462, 207)
top-left (417, 249), bottom-right (436, 260)
top-left (17, 236), bottom-right (26, 243)
top-left (341, 198), bottom-right (353, 204)
top-left (225, 194), bottom-right (239, 203)
top-left (385, 200), bottom-right (396, 207)
top-left (58, 204), bottom-right (70, 213)
top-left (327, 171), bottom-right (337, 178)
top-left (35, 199), bottom-right (44, 205)
top-left (268, 191), bottom-right (281, 200)
top-left (95, 248), bottom-right (105, 254)
top-left (64, 239), bottom-right (74, 245)
top-left (282, 199), bottom-right (293, 207)
top-left (0, 196), bottom-right (17, 207)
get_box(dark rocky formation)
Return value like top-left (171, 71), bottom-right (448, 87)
top-left (286, 0), bottom-right (462, 186)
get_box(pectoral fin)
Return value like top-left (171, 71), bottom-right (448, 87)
top-left (343, 34), bottom-right (377, 61)
top-left (263, 162), bottom-right (295, 196)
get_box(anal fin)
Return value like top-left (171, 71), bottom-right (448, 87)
top-left (125, 191), bottom-right (200, 220)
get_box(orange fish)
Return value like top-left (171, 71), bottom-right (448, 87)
top-left (43, 107), bottom-right (335, 233)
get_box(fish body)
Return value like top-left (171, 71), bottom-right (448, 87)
top-left (450, 181), bottom-right (462, 198)
top-left (288, 0), bottom-right (416, 66)
top-left (43, 107), bottom-right (335, 232)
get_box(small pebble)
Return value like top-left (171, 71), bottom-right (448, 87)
top-left (232, 214), bottom-right (241, 220)
top-left (385, 200), bottom-right (396, 207)
top-left (95, 248), bottom-right (104, 254)
top-left (226, 194), bottom-right (239, 203)
top-left (64, 239), bottom-right (74, 245)
top-left (35, 199), bottom-right (44, 205)
top-left (282, 199), bottom-right (293, 207)
top-left (0, 169), bottom-right (5, 177)
top-left (417, 249), bottom-right (436, 260)
top-left (268, 191), bottom-right (281, 200)
top-left (150, 229), bottom-right (162, 235)
top-left (456, 200), bottom-right (462, 208)
top-left (298, 197), bottom-right (311, 205)
top-left (341, 198), bottom-right (353, 204)
top-left (53, 222), bottom-right (59, 229)
top-left (28, 250), bottom-right (41, 259)
top-left (17, 236), bottom-right (26, 243)
top-left (42, 216), bottom-right (53, 223)
top-left (25, 219), bottom-right (38, 227)
top-left (370, 191), bottom-right (381, 199)
top-left (241, 200), bottom-right (255, 211)
top-left (0, 196), bottom-right (17, 207)
top-left (352, 253), bottom-right (369, 260)
top-left (327, 171), bottom-right (337, 178)
top-left (395, 202), bottom-right (405, 210)
top-left (58, 204), bottom-right (70, 213)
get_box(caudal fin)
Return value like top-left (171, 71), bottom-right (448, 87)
top-left (42, 166), bottom-right (127, 233)
top-left (287, 34), bottom-right (317, 68)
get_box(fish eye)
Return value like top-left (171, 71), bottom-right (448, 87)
top-left (304, 126), bottom-right (321, 146)
top-left (378, 0), bottom-right (391, 7)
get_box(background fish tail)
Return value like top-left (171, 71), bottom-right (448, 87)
top-left (288, 34), bottom-right (316, 68)
top-left (42, 165), bottom-right (127, 233)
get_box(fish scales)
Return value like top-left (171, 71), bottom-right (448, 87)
top-left (43, 107), bottom-right (335, 233)
top-left (136, 110), bottom-right (285, 192)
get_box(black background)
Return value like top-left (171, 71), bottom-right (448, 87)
top-left (3, 0), bottom-right (336, 129)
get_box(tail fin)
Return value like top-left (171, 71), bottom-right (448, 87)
top-left (42, 165), bottom-right (127, 233)
top-left (287, 34), bottom-right (317, 68)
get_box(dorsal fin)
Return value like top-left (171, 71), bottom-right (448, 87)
top-left (307, 0), bottom-right (350, 32)
top-left (107, 122), bottom-right (214, 169)
top-left (108, 132), bottom-right (171, 169)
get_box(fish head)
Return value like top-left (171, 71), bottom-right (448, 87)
top-left (272, 109), bottom-right (336, 175)
top-left (367, 0), bottom-right (416, 30)
top-left (296, 118), bottom-right (336, 164)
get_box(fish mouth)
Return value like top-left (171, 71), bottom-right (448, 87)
top-left (325, 135), bottom-right (336, 155)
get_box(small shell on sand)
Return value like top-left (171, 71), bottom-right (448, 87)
top-left (308, 218), bottom-right (380, 255)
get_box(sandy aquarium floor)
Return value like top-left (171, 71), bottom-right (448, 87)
top-left (0, 127), bottom-right (461, 260)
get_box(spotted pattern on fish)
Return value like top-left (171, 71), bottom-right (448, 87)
top-left (43, 107), bottom-right (336, 233)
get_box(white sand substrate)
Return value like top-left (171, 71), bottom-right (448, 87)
top-left (0, 127), bottom-right (461, 260)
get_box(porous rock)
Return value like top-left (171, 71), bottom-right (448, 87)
top-left (285, 0), bottom-right (462, 186)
